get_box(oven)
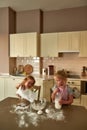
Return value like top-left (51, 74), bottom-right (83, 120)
top-left (81, 81), bottom-right (87, 94)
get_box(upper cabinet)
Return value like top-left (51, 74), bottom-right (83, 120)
top-left (10, 32), bottom-right (40, 57)
top-left (40, 33), bottom-right (58, 57)
top-left (57, 31), bottom-right (80, 52)
top-left (79, 31), bottom-right (87, 57)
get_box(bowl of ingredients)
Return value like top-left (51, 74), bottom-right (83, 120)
top-left (30, 98), bottom-right (46, 111)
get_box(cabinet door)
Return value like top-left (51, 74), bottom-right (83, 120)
top-left (24, 32), bottom-right (40, 57)
top-left (43, 79), bottom-right (54, 101)
top-left (4, 77), bottom-right (23, 98)
top-left (67, 79), bottom-right (81, 105)
top-left (0, 78), bottom-right (5, 101)
top-left (81, 95), bottom-right (87, 109)
top-left (10, 33), bottom-right (40, 57)
top-left (10, 34), bottom-right (25, 57)
top-left (79, 31), bottom-right (87, 57)
top-left (41, 33), bottom-right (58, 57)
top-left (58, 31), bottom-right (80, 52)
top-left (70, 31), bottom-right (80, 52)
top-left (58, 32), bottom-right (70, 52)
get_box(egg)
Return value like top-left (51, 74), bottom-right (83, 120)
top-left (45, 109), bottom-right (50, 114)
top-left (37, 110), bottom-right (43, 115)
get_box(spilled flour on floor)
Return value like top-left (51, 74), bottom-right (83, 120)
top-left (10, 104), bottom-right (65, 128)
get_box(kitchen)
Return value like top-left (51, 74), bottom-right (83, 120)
top-left (0, 0), bottom-right (87, 129)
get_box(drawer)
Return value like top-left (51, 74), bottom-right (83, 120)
top-left (67, 80), bottom-right (81, 86)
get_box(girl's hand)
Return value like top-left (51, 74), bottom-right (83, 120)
top-left (21, 85), bottom-right (26, 90)
top-left (59, 99), bottom-right (64, 105)
top-left (51, 93), bottom-right (55, 101)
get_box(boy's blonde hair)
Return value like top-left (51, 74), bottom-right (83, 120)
top-left (54, 70), bottom-right (67, 80)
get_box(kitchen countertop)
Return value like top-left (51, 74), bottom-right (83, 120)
top-left (0, 97), bottom-right (87, 130)
top-left (0, 74), bottom-right (54, 80)
top-left (1, 73), bottom-right (87, 81)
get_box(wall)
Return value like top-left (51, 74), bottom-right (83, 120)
top-left (16, 6), bottom-right (87, 33)
top-left (0, 7), bottom-right (16, 73)
top-left (16, 9), bottom-right (43, 33)
top-left (43, 53), bottom-right (87, 76)
top-left (43, 6), bottom-right (87, 33)
top-left (0, 8), bottom-right (9, 73)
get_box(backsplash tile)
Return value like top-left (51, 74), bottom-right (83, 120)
top-left (16, 57), bottom-right (40, 74)
top-left (10, 53), bottom-right (87, 76)
top-left (43, 53), bottom-right (87, 76)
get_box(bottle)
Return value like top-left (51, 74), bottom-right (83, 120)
top-left (81, 66), bottom-right (86, 76)
top-left (55, 94), bottom-right (62, 109)
top-left (42, 68), bottom-right (47, 75)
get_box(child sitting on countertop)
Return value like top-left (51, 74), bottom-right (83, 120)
top-left (51, 70), bottom-right (73, 106)
top-left (16, 75), bottom-right (36, 104)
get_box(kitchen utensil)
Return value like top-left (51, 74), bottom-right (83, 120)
top-left (30, 98), bottom-right (46, 111)
top-left (17, 65), bottom-right (24, 74)
top-left (24, 64), bottom-right (33, 75)
top-left (48, 65), bottom-right (54, 75)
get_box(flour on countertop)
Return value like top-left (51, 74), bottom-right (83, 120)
top-left (10, 104), bottom-right (65, 128)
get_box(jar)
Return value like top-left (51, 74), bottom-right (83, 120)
top-left (55, 94), bottom-right (62, 109)
top-left (48, 65), bottom-right (54, 75)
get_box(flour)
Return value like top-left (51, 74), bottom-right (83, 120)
top-left (10, 103), bottom-right (65, 128)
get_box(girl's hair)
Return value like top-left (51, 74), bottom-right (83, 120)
top-left (27, 75), bottom-right (36, 85)
top-left (21, 75), bottom-right (35, 86)
top-left (54, 70), bottom-right (67, 80)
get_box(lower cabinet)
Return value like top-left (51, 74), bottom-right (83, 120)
top-left (67, 79), bottom-right (81, 106)
top-left (81, 95), bottom-right (87, 109)
top-left (0, 76), bottom-right (54, 102)
top-left (0, 77), bottom-right (5, 101)
top-left (4, 77), bottom-right (24, 98)
top-left (35, 78), bottom-right (54, 101)
top-left (43, 79), bottom-right (54, 101)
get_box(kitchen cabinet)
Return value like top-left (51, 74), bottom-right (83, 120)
top-left (10, 33), bottom-right (24, 57)
top-left (4, 77), bottom-right (23, 98)
top-left (0, 77), bottom-right (5, 101)
top-left (58, 31), bottom-right (80, 52)
top-left (10, 32), bottom-right (40, 57)
top-left (43, 79), bottom-right (54, 101)
top-left (81, 95), bottom-right (87, 109)
top-left (35, 78), bottom-right (54, 101)
top-left (40, 33), bottom-right (58, 57)
top-left (79, 31), bottom-right (87, 57)
top-left (0, 76), bottom-right (54, 101)
top-left (67, 79), bottom-right (81, 105)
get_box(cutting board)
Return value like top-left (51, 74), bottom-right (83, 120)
top-left (24, 64), bottom-right (33, 75)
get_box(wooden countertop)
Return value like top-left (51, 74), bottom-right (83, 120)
top-left (0, 97), bottom-right (87, 130)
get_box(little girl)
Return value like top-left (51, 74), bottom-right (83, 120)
top-left (16, 75), bottom-right (36, 103)
top-left (51, 70), bottom-right (73, 105)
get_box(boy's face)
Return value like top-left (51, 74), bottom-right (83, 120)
top-left (25, 79), bottom-right (34, 88)
top-left (54, 76), bottom-right (67, 88)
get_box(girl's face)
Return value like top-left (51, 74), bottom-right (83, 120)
top-left (25, 79), bottom-right (34, 88)
top-left (54, 76), bottom-right (67, 88)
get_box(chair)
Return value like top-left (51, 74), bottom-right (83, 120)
top-left (50, 88), bottom-right (53, 102)
top-left (33, 85), bottom-right (41, 101)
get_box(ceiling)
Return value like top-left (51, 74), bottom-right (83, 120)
top-left (0, 0), bottom-right (87, 12)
